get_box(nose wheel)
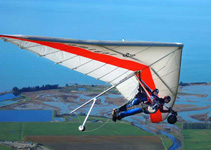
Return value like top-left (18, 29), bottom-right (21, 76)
top-left (78, 125), bottom-right (86, 131)
top-left (167, 114), bottom-right (177, 124)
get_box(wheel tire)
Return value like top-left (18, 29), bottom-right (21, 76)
top-left (78, 125), bottom-right (86, 131)
top-left (167, 115), bottom-right (177, 124)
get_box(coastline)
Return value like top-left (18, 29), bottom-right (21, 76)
top-left (179, 82), bottom-right (211, 87)
top-left (1, 83), bottom-right (211, 114)
top-left (0, 91), bottom-right (12, 96)
top-left (0, 81), bottom-right (211, 94)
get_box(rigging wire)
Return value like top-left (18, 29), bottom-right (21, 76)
top-left (71, 110), bottom-right (112, 133)
top-left (84, 116), bottom-right (111, 133)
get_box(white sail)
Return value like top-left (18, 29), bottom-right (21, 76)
top-left (0, 35), bottom-right (183, 122)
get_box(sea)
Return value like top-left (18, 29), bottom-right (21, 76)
top-left (0, 0), bottom-right (211, 92)
top-left (0, 110), bottom-right (53, 122)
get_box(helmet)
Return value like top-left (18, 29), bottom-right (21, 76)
top-left (164, 96), bottom-right (171, 102)
top-left (152, 89), bottom-right (159, 94)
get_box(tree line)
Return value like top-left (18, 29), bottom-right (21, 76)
top-left (183, 123), bottom-right (211, 129)
top-left (179, 81), bottom-right (208, 86)
top-left (12, 84), bottom-right (59, 96)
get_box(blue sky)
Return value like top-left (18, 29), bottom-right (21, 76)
top-left (0, 0), bottom-right (211, 91)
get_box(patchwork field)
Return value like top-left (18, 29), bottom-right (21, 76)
top-left (182, 129), bottom-right (211, 150)
top-left (0, 117), bottom-right (165, 150)
top-left (26, 135), bottom-right (163, 150)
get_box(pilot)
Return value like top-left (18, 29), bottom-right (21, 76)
top-left (112, 92), bottom-right (177, 122)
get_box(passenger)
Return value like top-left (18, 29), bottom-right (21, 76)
top-left (150, 88), bottom-right (160, 103)
top-left (114, 90), bottom-right (148, 113)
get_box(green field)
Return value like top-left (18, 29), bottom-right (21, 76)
top-left (0, 118), bottom-right (160, 150)
top-left (182, 129), bottom-right (211, 150)
top-left (60, 84), bottom-right (119, 94)
top-left (0, 122), bottom-right (22, 141)
top-left (0, 116), bottom-right (153, 141)
top-left (2, 119), bottom-right (211, 150)
top-left (0, 145), bottom-right (13, 150)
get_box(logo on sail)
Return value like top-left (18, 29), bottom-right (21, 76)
top-left (123, 53), bottom-right (136, 58)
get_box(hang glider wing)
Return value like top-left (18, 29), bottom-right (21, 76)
top-left (0, 35), bottom-right (183, 122)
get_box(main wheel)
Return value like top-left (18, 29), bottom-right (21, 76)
top-left (167, 115), bottom-right (177, 124)
top-left (78, 125), bottom-right (86, 131)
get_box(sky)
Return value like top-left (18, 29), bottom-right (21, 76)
top-left (0, 0), bottom-right (211, 92)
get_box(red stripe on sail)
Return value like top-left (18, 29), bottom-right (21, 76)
top-left (1, 35), bottom-right (148, 71)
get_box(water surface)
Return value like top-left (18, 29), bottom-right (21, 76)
top-left (0, 110), bottom-right (53, 122)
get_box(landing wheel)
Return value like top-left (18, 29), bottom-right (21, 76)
top-left (167, 115), bottom-right (177, 124)
top-left (78, 125), bottom-right (86, 131)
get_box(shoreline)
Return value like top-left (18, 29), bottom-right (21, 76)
top-left (179, 82), bottom-right (211, 87)
top-left (0, 91), bottom-right (12, 96)
top-left (0, 82), bottom-right (211, 94)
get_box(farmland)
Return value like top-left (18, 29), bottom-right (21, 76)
top-left (0, 117), bottom-right (165, 150)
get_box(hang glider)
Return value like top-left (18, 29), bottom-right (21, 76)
top-left (0, 35), bottom-right (183, 131)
